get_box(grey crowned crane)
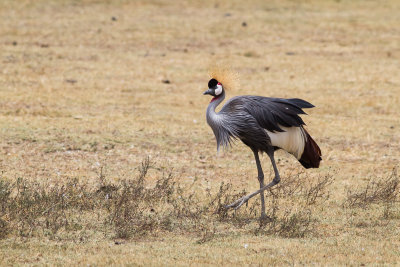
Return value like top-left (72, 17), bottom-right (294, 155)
top-left (204, 75), bottom-right (321, 218)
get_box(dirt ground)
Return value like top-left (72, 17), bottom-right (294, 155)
top-left (0, 0), bottom-right (399, 265)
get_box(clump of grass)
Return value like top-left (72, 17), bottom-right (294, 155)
top-left (0, 160), bottom-right (336, 241)
top-left (254, 192), bottom-right (316, 238)
top-left (252, 171), bottom-right (334, 238)
top-left (105, 157), bottom-right (206, 239)
top-left (344, 168), bottom-right (399, 208)
top-left (259, 208), bottom-right (314, 238)
top-left (343, 168), bottom-right (400, 228)
top-left (243, 51), bottom-right (259, 58)
top-left (273, 170), bottom-right (334, 205)
top-left (0, 177), bottom-right (99, 239)
top-left (1, 158), bottom-right (206, 240)
top-left (196, 222), bottom-right (217, 244)
top-left (204, 171), bottom-right (334, 238)
top-left (206, 182), bottom-right (248, 221)
top-left (0, 179), bottom-right (12, 239)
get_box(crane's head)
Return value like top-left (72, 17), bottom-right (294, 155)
top-left (203, 78), bottom-right (224, 98)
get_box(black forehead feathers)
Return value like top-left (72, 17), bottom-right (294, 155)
top-left (208, 78), bottom-right (218, 88)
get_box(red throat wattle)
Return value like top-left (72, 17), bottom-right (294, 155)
top-left (210, 96), bottom-right (220, 103)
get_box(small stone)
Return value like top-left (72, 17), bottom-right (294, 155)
top-left (286, 52), bottom-right (296, 56)
top-left (111, 16), bottom-right (117, 21)
top-left (12, 41), bottom-right (17, 46)
top-left (162, 79), bottom-right (170, 84)
top-left (65, 79), bottom-right (77, 84)
top-left (242, 22), bottom-right (247, 27)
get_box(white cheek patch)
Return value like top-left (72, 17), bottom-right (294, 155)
top-left (215, 84), bottom-right (223, 95)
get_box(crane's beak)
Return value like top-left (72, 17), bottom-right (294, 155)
top-left (203, 88), bottom-right (213, 95)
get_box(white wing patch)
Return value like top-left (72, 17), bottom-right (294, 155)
top-left (265, 126), bottom-right (306, 159)
top-left (215, 84), bottom-right (223, 95)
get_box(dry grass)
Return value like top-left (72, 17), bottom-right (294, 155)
top-left (1, 0), bottom-right (400, 265)
top-left (345, 168), bottom-right (399, 209)
top-left (0, 158), bottom-right (333, 241)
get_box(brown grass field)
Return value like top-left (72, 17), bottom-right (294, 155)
top-left (1, 0), bottom-right (400, 265)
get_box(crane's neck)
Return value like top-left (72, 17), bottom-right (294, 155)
top-left (206, 91), bottom-right (225, 135)
top-left (206, 91), bottom-right (225, 118)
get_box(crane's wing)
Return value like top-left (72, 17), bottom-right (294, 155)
top-left (220, 96), bottom-right (315, 132)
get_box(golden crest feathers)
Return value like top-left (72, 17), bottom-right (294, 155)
top-left (208, 64), bottom-right (240, 91)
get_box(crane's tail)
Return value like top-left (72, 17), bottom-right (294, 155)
top-left (299, 129), bottom-right (321, 168)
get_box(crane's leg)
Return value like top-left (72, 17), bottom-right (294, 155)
top-left (226, 148), bottom-right (281, 211)
top-left (252, 149), bottom-right (266, 218)
top-left (266, 148), bottom-right (281, 185)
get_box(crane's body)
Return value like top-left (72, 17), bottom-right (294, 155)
top-left (204, 78), bottom-right (321, 218)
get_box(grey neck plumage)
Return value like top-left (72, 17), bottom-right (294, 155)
top-left (206, 91), bottom-right (225, 117)
top-left (206, 91), bottom-right (226, 151)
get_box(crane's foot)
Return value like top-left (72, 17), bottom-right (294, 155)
top-left (225, 195), bottom-right (252, 210)
top-left (259, 213), bottom-right (273, 222)
top-left (260, 213), bottom-right (268, 220)
top-left (225, 179), bottom-right (279, 211)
